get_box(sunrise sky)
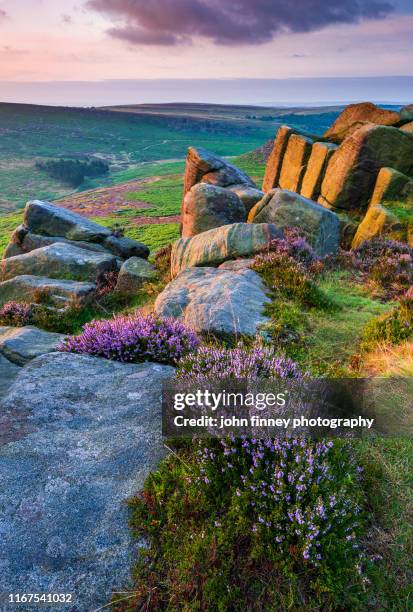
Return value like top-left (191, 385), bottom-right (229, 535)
top-left (0, 0), bottom-right (412, 105)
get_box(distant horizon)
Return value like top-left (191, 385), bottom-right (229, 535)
top-left (0, 76), bottom-right (411, 108)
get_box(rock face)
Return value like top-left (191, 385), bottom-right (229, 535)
top-left (0, 275), bottom-right (96, 308)
top-left (262, 126), bottom-right (294, 192)
top-left (0, 326), bottom-right (64, 365)
top-left (278, 134), bottom-right (313, 193)
top-left (401, 121), bottom-right (413, 134)
top-left (400, 104), bottom-right (413, 121)
top-left (4, 230), bottom-right (112, 259)
top-left (226, 184), bottom-right (264, 214)
top-left (319, 124), bottom-right (413, 210)
top-left (183, 147), bottom-right (255, 203)
top-left (324, 102), bottom-right (401, 142)
top-left (181, 183), bottom-right (246, 238)
top-left (0, 353), bottom-right (174, 611)
top-left (352, 167), bottom-right (413, 247)
top-left (0, 354), bottom-right (20, 398)
top-left (249, 189), bottom-right (340, 256)
top-left (115, 257), bottom-right (158, 295)
top-left (155, 267), bottom-right (270, 336)
top-left (171, 222), bottom-right (282, 277)
top-left (300, 142), bottom-right (338, 201)
top-left (0, 243), bottom-right (118, 283)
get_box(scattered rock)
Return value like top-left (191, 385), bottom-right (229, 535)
top-left (0, 243), bottom-right (118, 283)
top-left (249, 189), bottom-right (340, 256)
top-left (103, 235), bottom-right (150, 260)
top-left (181, 183), bottom-right (246, 238)
top-left (319, 124), bottom-right (413, 210)
top-left (401, 121), bottom-right (413, 133)
top-left (0, 354), bottom-right (20, 398)
top-left (0, 353), bottom-right (174, 610)
top-left (0, 326), bottom-right (65, 365)
top-left (218, 258), bottom-right (254, 271)
top-left (24, 200), bottom-right (112, 243)
top-left (22, 232), bottom-right (112, 255)
top-left (0, 275), bottom-right (96, 308)
top-left (227, 184), bottom-right (265, 213)
top-left (3, 243), bottom-right (24, 258)
top-left (300, 142), bottom-right (338, 201)
top-left (171, 222), bottom-right (282, 277)
top-left (115, 257), bottom-right (158, 295)
top-left (352, 167), bottom-right (413, 247)
top-left (155, 267), bottom-right (270, 336)
top-left (324, 102), bottom-right (401, 142)
top-left (400, 104), bottom-right (413, 122)
top-left (278, 134), bottom-right (313, 193)
top-left (183, 147), bottom-right (255, 203)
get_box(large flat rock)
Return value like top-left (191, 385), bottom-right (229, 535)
top-left (0, 242), bottom-right (118, 283)
top-left (0, 354), bottom-right (20, 398)
top-left (0, 275), bottom-right (96, 308)
top-left (155, 266), bottom-right (271, 336)
top-left (0, 353), bottom-right (174, 611)
top-left (171, 222), bottom-right (281, 277)
top-left (0, 326), bottom-right (65, 365)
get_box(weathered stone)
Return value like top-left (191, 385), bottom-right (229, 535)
top-left (278, 134), bottom-right (313, 193)
top-left (103, 234), bottom-right (150, 260)
top-left (262, 126), bottom-right (293, 192)
top-left (401, 121), bottom-right (413, 133)
top-left (24, 200), bottom-right (112, 243)
top-left (227, 184), bottom-right (264, 213)
top-left (115, 257), bottom-right (158, 295)
top-left (249, 189), bottom-right (340, 256)
top-left (0, 243), bottom-right (118, 283)
top-left (181, 183), bottom-right (246, 238)
top-left (21, 233), bottom-right (112, 255)
top-left (0, 354), bottom-right (20, 398)
top-left (352, 167), bottom-right (413, 247)
top-left (0, 353), bottom-right (174, 610)
top-left (3, 243), bottom-right (24, 258)
top-left (218, 258), bottom-right (254, 271)
top-left (155, 267), bottom-right (270, 336)
top-left (171, 223), bottom-right (282, 277)
top-left (0, 326), bottom-right (64, 365)
top-left (183, 147), bottom-right (255, 202)
top-left (400, 104), bottom-right (413, 122)
top-left (319, 124), bottom-right (413, 210)
top-left (0, 275), bottom-right (96, 308)
top-left (300, 142), bottom-right (338, 200)
top-left (324, 102), bottom-right (401, 142)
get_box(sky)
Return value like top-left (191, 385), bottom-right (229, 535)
top-left (0, 0), bottom-right (412, 106)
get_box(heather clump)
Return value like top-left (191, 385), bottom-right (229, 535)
top-left (124, 437), bottom-right (366, 610)
top-left (177, 342), bottom-right (301, 382)
top-left (347, 238), bottom-right (413, 299)
top-left (361, 287), bottom-right (413, 349)
top-left (0, 301), bottom-right (34, 327)
top-left (264, 227), bottom-right (318, 268)
top-left (59, 312), bottom-right (199, 365)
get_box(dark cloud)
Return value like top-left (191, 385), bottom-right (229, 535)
top-left (62, 14), bottom-right (73, 24)
top-left (86, 0), bottom-right (395, 46)
top-left (0, 9), bottom-right (7, 20)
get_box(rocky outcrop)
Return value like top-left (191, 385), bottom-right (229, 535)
top-left (401, 122), bottom-right (413, 134)
top-left (0, 354), bottom-right (20, 398)
top-left (171, 222), bottom-right (281, 277)
top-left (115, 257), bottom-right (158, 295)
top-left (155, 266), bottom-right (270, 336)
top-left (181, 183), bottom-right (246, 238)
top-left (226, 184), bottom-right (264, 214)
top-left (0, 353), bottom-right (174, 610)
top-left (262, 126), bottom-right (294, 192)
top-left (300, 142), bottom-right (338, 201)
top-left (0, 326), bottom-right (64, 365)
top-left (0, 275), bottom-right (96, 308)
top-left (4, 228), bottom-right (112, 259)
top-left (352, 167), bottom-right (413, 247)
top-left (319, 124), bottom-right (413, 211)
top-left (400, 104), bottom-right (413, 122)
top-left (0, 243), bottom-right (118, 283)
top-left (324, 102), bottom-right (401, 143)
top-left (183, 147), bottom-right (255, 203)
top-left (278, 134), bottom-right (313, 193)
top-left (249, 189), bottom-right (340, 256)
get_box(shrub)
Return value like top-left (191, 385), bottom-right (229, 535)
top-left (177, 341), bottom-right (301, 382)
top-left (59, 313), bottom-right (199, 365)
top-left (347, 238), bottom-right (413, 299)
top-left (0, 301), bottom-right (33, 326)
top-left (154, 243), bottom-right (172, 281)
top-left (123, 438), bottom-right (366, 610)
top-left (252, 250), bottom-right (331, 309)
top-left (263, 227), bottom-right (318, 269)
top-left (95, 270), bottom-right (119, 300)
top-left (362, 289), bottom-right (413, 349)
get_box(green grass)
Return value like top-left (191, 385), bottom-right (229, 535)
top-left (125, 175), bottom-right (184, 217)
top-left (0, 212), bottom-right (24, 257)
top-left (232, 156), bottom-right (266, 187)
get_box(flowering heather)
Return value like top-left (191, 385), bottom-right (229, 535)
top-left (59, 313), bottom-right (199, 365)
top-left (0, 301), bottom-right (33, 327)
top-left (264, 227), bottom-right (318, 268)
top-left (198, 437), bottom-right (364, 570)
top-left (177, 342), bottom-right (301, 382)
top-left (348, 238), bottom-right (413, 299)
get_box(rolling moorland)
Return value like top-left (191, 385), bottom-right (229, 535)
top-left (0, 101), bottom-right (412, 610)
